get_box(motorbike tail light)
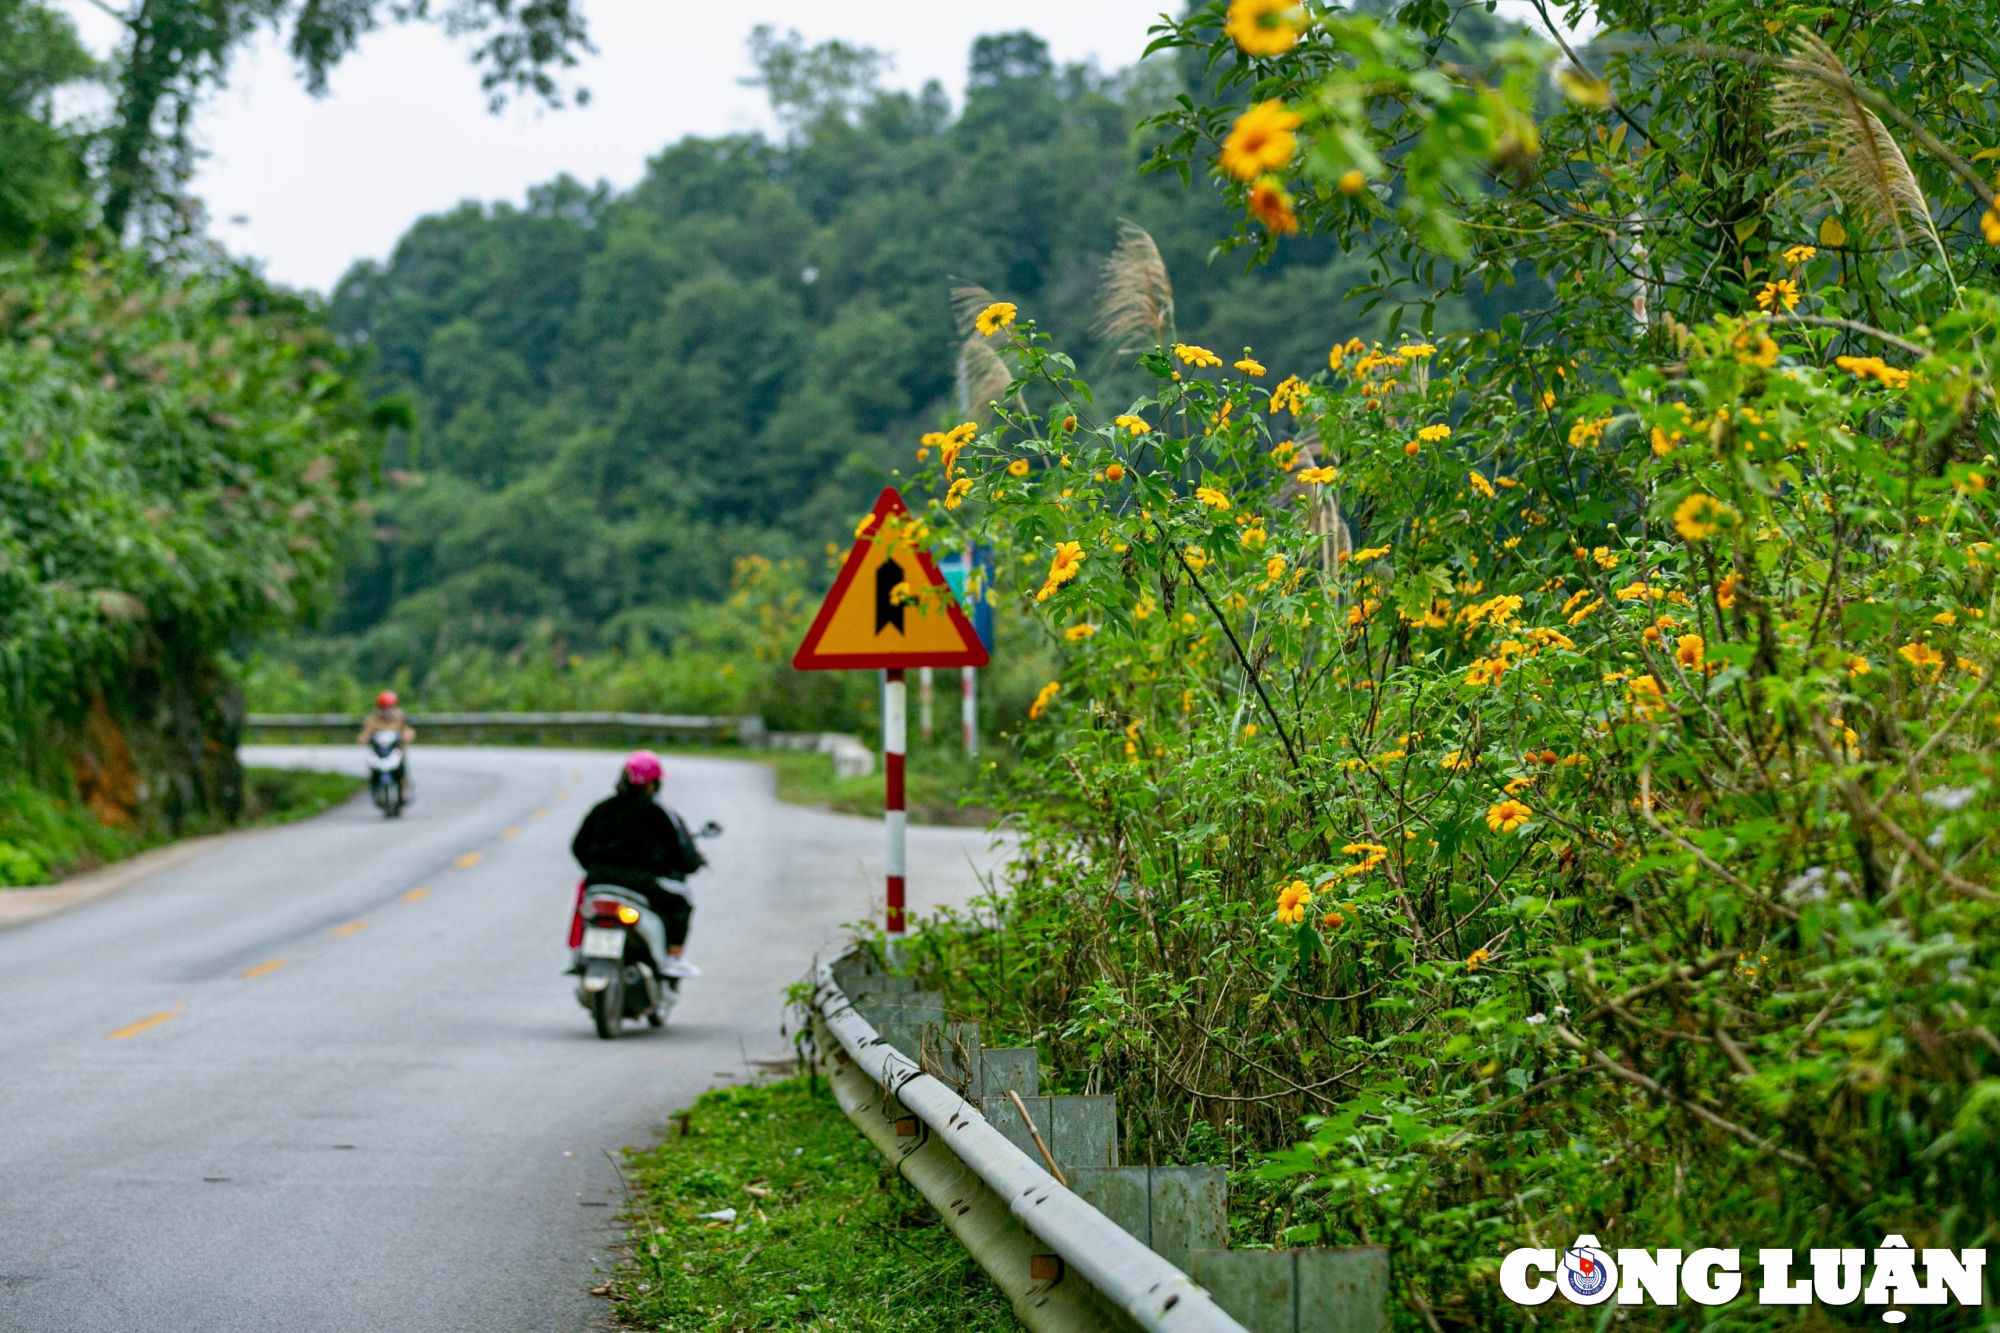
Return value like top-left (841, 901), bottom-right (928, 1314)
top-left (585, 898), bottom-right (624, 922)
top-left (616, 904), bottom-right (641, 925)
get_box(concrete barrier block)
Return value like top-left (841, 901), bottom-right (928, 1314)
top-left (1298, 1248), bottom-right (1389, 1333)
top-left (1067, 1167), bottom-right (1150, 1242)
top-left (1146, 1166), bottom-right (1227, 1270)
top-left (1187, 1250), bottom-right (1295, 1333)
top-left (1048, 1095), bottom-right (1119, 1170)
top-left (976, 1046), bottom-right (1039, 1103)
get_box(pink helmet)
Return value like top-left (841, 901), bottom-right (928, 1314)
top-left (622, 750), bottom-right (663, 786)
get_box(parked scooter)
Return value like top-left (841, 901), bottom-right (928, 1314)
top-left (567, 821), bottom-right (720, 1038)
top-left (366, 729), bottom-right (407, 818)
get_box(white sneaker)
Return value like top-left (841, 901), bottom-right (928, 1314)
top-left (659, 956), bottom-right (702, 979)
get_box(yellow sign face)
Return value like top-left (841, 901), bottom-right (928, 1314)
top-left (792, 487), bottom-right (989, 671)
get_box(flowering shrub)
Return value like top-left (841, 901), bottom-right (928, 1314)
top-left (904, 291), bottom-right (2000, 1319)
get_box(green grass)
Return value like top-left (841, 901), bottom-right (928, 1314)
top-left (752, 749), bottom-right (997, 827)
top-left (0, 767), bottom-right (363, 887)
top-left (612, 1077), bottom-right (1016, 1332)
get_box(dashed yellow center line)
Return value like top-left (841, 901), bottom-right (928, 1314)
top-left (533, 808), bottom-right (549, 819)
top-left (243, 959), bottom-right (288, 980)
top-left (105, 1006), bottom-right (184, 1040)
top-left (501, 827), bottom-right (521, 839)
top-left (402, 886), bottom-right (431, 904)
top-left (331, 920), bottom-right (369, 937)
top-left (457, 852), bottom-right (483, 869)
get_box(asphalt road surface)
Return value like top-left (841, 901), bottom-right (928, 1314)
top-left (0, 745), bottom-right (1003, 1332)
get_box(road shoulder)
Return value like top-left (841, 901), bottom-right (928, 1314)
top-left (0, 827), bottom-right (263, 932)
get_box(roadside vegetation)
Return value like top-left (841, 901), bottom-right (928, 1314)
top-left (612, 1078), bottom-right (1014, 1333)
top-left (0, 769), bottom-right (363, 887)
top-left (888, 2), bottom-right (2000, 1325)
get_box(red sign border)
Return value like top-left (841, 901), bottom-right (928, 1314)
top-left (792, 486), bottom-right (991, 671)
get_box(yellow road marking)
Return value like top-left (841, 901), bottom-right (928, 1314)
top-left (243, 959), bottom-right (288, 980)
top-left (501, 827), bottom-right (521, 839)
top-left (533, 808), bottom-right (549, 819)
top-left (106, 1006), bottom-right (184, 1040)
top-left (401, 887), bottom-right (431, 904)
top-left (457, 852), bottom-right (482, 868)
top-left (331, 920), bottom-right (369, 937)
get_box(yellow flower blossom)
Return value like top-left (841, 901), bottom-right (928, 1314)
top-left (1248, 177), bottom-right (1299, 235)
top-left (1275, 878), bottom-right (1313, 925)
top-left (1466, 947), bottom-right (1491, 972)
top-left (944, 477), bottom-right (974, 509)
top-left (1782, 244), bottom-right (1818, 265)
top-left (1195, 486), bottom-right (1231, 510)
top-left (1103, 462), bottom-right (1125, 482)
top-left (974, 302), bottom-right (1017, 336)
top-left (1503, 776), bottom-right (1534, 796)
top-left (1485, 799), bottom-right (1532, 834)
top-left (1674, 633), bottom-right (1706, 673)
top-left (1183, 547), bottom-right (1210, 573)
top-left (1569, 414), bottom-right (1611, 448)
top-left (1036, 541), bottom-right (1086, 601)
top-left (1845, 655), bottom-right (1870, 677)
top-left (1349, 544), bottom-right (1391, 563)
top-left (1225, 0), bottom-right (1304, 55)
top-left (1834, 354), bottom-right (1911, 390)
top-left (1716, 574), bottom-right (1738, 610)
top-left (1755, 279), bottom-right (1800, 312)
top-left (1627, 674), bottom-right (1668, 718)
top-left (1114, 414), bottom-right (1151, 435)
top-left (1298, 465), bottom-right (1337, 485)
top-left (1265, 555), bottom-right (1286, 580)
top-left (1029, 681), bottom-right (1061, 718)
top-left (1674, 493), bottom-right (1733, 541)
top-left (1327, 338), bottom-right (1364, 371)
top-left (1468, 471), bottom-right (1495, 499)
top-left (1175, 343), bottom-right (1223, 368)
top-left (1064, 623), bottom-right (1096, 641)
top-left (1269, 375), bottom-right (1308, 415)
top-left (1240, 522), bottom-right (1266, 549)
top-left (1934, 609), bottom-right (1959, 627)
top-left (1899, 641), bottom-right (1945, 678)
top-left (1416, 423), bottom-right (1451, 442)
top-left (1337, 169), bottom-right (1366, 194)
top-left (1234, 356), bottom-right (1266, 377)
top-left (1007, 459), bottom-right (1030, 478)
top-left (1220, 100), bottom-right (1301, 182)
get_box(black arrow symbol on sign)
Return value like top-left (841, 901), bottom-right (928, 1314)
top-left (875, 556), bottom-right (908, 634)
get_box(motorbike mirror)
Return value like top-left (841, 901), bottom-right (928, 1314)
top-left (699, 820), bottom-right (723, 838)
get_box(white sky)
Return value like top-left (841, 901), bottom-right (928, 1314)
top-left (57, 2), bottom-right (1177, 293)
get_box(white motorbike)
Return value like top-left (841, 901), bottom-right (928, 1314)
top-left (366, 730), bottom-right (407, 818)
top-left (570, 822), bottom-right (719, 1039)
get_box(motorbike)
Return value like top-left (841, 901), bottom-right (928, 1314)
top-left (568, 820), bottom-right (721, 1039)
top-left (366, 729), bottom-right (407, 818)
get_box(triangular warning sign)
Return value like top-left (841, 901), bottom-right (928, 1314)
top-left (793, 487), bottom-right (990, 671)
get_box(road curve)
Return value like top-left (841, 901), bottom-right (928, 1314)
top-left (0, 745), bottom-right (1003, 1332)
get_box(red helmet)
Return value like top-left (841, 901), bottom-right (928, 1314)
top-left (622, 750), bottom-right (663, 786)
top-left (376, 690), bottom-right (398, 708)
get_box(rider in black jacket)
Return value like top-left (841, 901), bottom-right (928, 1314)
top-left (572, 751), bottom-right (705, 977)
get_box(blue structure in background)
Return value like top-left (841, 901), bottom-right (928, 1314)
top-left (936, 546), bottom-right (995, 652)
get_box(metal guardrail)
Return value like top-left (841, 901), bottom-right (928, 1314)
top-left (811, 950), bottom-right (1251, 1333)
top-left (244, 711), bottom-right (758, 742)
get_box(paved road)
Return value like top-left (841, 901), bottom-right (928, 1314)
top-left (0, 746), bottom-right (1002, 1332)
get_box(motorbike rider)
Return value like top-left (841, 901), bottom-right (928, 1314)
top-left (357, 690), bottom-right (415, 796)
top-left (571, 751), bottom-right (705, 978)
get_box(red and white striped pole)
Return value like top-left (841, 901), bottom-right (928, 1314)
top-left (884, 667), bottom-right (907, 937)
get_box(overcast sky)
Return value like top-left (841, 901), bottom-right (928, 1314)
top-left (57, 2), bottom-right (1177, 294)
